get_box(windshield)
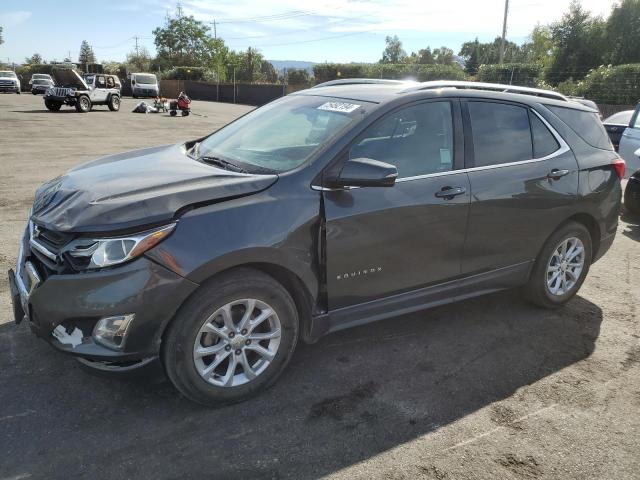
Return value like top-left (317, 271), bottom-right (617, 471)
top-left (32, 79), bottom-right (50, 85)
top-left (0, 71), bottom-right (17, 78)
top-left (33, 74), bottom-right (50, 79)
top-left (83, 74), bottom-right (94, 84)
top-left (135, 74), bottom-right (157, 85)
top-left (196, 95), bottom-right (369, 172)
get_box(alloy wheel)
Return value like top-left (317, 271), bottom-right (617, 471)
top-left (193, 299), bottom-right (282, 387)
top-left (546, 236), bottom-right (585, 296)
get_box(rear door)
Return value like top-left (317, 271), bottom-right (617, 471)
top-left (619, 103), bottom-right (640, 174)
top-left (461, 100), bottom-right (579, 277)
top-left (323, 99), bottom-right (471, 310)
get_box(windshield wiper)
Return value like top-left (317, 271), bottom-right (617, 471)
top-left (200, 156), bottom-right (248, 173)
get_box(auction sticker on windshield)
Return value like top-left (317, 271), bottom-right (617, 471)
top-left (317, 102), bottom-right (361, 113)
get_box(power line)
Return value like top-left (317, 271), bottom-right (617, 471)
top-left (228, 29), bottom-right (377, 47)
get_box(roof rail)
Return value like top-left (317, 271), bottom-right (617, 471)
top-left (399, 81), bottom-right (568, 101)
top-left (312, 78), bottom-right (418, 88)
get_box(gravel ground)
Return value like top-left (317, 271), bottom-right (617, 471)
top-left (1, 93), bottom-right (639, 480)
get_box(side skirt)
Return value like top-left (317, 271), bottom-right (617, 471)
top-left (307, 261), bottom-right (532, 341)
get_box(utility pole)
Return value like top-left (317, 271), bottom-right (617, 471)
top-left (213, 19), bottom-right (217, 39)
top-left (499, 0), bottom-right (509, 64)
top-left (134, 36), bottom-right (140, 57)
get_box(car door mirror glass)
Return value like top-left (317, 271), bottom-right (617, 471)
top-left (334, 157), bottom-right (397, 188)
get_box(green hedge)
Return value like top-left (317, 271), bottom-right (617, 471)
top-left (477, 63), bottom-right (543, 87)
top-left (312, 63), bottom-right (466, 84)
top-left (575, 64), bottom-right (640, 105)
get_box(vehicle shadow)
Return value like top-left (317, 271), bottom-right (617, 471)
top-left (12, 109), bottom-right (114, 114)
top-left (0, 290), bottom-right (602, 479)
top-left (621, 210), bottom-right (640, 241)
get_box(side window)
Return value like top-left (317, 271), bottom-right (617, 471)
top-left (632, 108), bottom-right (640, 129)
top-left (468, 101), bottom-right (532, 167)
top-left (349, 101), bottom-right (454, 178)
top-left (96, 76), bottom-right (106, 88)
top-left (530, 112), bottom-right (560, 158)
top-left (106, 76), bottom-right (115, 88)
top-left (547, 105), bottom-right (612, 150)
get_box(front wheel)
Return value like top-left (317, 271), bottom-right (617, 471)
top-left (624, 179), bottom-right (640, 214)
top-left (108, 95), bottom-right (120, 111)
top-left (162, 268), bottom-right (299, 406)
top-left (75, 95), bottom-right (91, 113)
top-left (523, 221), bottom-right (592, 308)
top-left (44, 99), bottom-right (62, 111)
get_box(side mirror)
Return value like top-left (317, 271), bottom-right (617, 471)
top-left (332, 157), bottom-right (397, 188)
top-left (131, 80), bottom-right (136, 85)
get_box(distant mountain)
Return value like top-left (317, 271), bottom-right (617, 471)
top-left (269, 60), bottom-right (316, 74)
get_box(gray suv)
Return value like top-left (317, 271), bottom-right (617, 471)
top-left (10, 80), bottom-right (623, 406)
top-left (44, 69), bottom-right (120, 112)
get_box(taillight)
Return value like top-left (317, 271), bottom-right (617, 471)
top-left (612, 158), bottom-right (626, 179)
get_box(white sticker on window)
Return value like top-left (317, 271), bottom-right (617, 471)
top-left (317, 102), bottom-right (361, 113)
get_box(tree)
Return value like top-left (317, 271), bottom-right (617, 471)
top-left (0, 26), bottom-right (3, 46)
top-left (433, 46), bottom-right (455, 65)
top-left (605, 0), bottom-right (640, 65)
top-left (380, 35), bottom-right (407, 64)
top-left (459, 37), bottom-right (525, 65)
top-left (126, 46), bottom-right (152, 72)
top-left (25, 53), bottom-right (44, 65)
top-left (259, 60), bottom-right (278, 83)
top-left (286, 68), bottom-right (310, 85)
top-left (520, 25), bottom-right (553, 67)
top-left (546, 1), bottom-right (605, 85)
top-left (463, 39), bottom-right (480, 75)
top-left (78, 40), bottom-right (96, 65)
top-left (408, 47), bottom-right (435, 65)
top-left (153, 9), bottom-right (228, 69)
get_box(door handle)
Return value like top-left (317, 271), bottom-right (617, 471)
top-left (435, 186), bottom-right (466, 199)
top-left (547, 169), bottom-right (570, 180)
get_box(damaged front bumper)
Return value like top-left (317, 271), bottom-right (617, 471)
top-left (10, 227), bottom-right (199, 369)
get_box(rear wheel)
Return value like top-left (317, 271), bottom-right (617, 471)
top-left (75, 95), bottom-right (91, 113)
top-left (162, 268), bottom-right (299, 406)
top-left (108, 95), bottom-right (120, 111)
top-left (523, 221), bottom-right (592, 308)
top-left (44, 99), bottom-right (62, 111)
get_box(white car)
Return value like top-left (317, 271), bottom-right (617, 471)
top-left (0, 70), bottom-right (21, 94)
top-left (618, 103), bottom-right (640, 176)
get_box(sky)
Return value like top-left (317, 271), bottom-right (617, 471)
top-left (0, 0), bottom-right (620, 65)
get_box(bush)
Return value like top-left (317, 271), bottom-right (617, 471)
top-left (312, 63), bottom-right (466, 84)
top-left (286, 68), bottom-right (310, 85)
top-left (577, 64), bottom-right (640, 105)
top-left (163, 66), bottom-right (206, 81)
top-left (477, 63), bottom-right (542, 87)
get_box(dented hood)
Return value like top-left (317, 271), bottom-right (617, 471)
top-left (31, 144), bottom-right (278, 233)
top-left (51, 68), bottom-right (88, 89)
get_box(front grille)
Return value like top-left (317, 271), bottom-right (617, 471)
top-left (51, 87), bottom-right (72, 96)
top-left (27, 222), bottom-right (76, 278)
top-left (0, 79), bottom-right (16, 86)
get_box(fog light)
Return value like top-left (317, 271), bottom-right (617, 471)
top-left (93, 314), bottom-right (135, 350)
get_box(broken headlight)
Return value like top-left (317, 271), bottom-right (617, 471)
top-left (67, 223), bottom-right (176, 269)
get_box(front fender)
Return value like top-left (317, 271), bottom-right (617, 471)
top-left (145, 187), bottom-right (322, 303)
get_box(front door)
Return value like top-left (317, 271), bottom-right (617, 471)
top-left (323, 100), bottom-right (470, 310)
top-left (619, 103), bottom-right (640, 175)
top-left (90, 75), bottom-right (109, 103)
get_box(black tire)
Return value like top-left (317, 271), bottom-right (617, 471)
top-left (44, 99), bottom-right (62, 111)
top-left (523, 221), bottom-right (592, 308)
top-left (624, 180), bottom-right (640, 215)
top-left (32, 91), bottom-right (37, 95)
top-left (170, 110), bottom-right (177, 116)
top-left (182, 110), bottom-right (189, 116)
top-left (108, 95), bottom-right (120, 111)
top-left (75, 95), bottom-right (91, 113)
top-left (162, 268), bottom-right (299, 406)
top-left (16, 90), bottom-right (21, 95)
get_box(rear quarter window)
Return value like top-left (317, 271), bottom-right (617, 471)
top-left (547, 105), bottom-right (612, 150)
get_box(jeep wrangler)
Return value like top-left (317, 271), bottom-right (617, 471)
top-left (44, 69), bottom-right (120, 113)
